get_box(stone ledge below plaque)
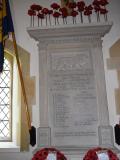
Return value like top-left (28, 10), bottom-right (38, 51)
top-left (36, 125), bottom-right (119, 155)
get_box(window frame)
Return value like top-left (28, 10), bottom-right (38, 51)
top-left (0, 51), bottom-right (14, 142)
top-left (0, 40), bottom-right (34, 152)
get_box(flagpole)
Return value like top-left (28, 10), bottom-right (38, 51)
top-left (11, 32), bottom-right (31, 130)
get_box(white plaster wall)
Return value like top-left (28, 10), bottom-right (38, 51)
top-left (0, 0), bottom-right (120, 160)
top-left (103, 0), bottom-right (120, 124)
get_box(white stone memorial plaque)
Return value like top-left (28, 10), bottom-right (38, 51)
top-left (48, 50), bottom-right (99, 147)
top-left (27, 22), bottom-right (114, 155)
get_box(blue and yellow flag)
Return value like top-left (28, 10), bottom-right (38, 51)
top-left (0, 0), bottom-right (14, 72)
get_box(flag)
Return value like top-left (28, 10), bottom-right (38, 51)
top-left (0, 0), bottom-right (14, 72)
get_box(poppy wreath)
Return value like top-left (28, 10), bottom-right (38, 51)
top-left (32, 148), bottom-right (67, 160)
top-left (83, 147), bottom-right (119, 160)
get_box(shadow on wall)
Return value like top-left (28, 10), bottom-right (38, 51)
top-left (107, 38), bottom-right (120, 114)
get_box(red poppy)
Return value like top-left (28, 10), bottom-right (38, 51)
top-left (51, 3), bottom-right (60, 10)
top-left (93, 0), bottom-right (100, 6)
top-left (84, 5), bottom-right (93, 15)
top-left (77, 1), bottom-right (85, 11)
top-left (78, 6), bottom-right (85, 12)
top-left (68, 2), bottom-right (76, 9)
top-left (35, 5), bottom-right (42, 11)
top-left (71, 10), bottom-right (78, 17)
top-left (59, 7), bottom-right (67, 13)
top-left (30, 4), bottom-right (37, 10)
top-left (100, 8), bottom-right (108, 14)
top-left (41, 8), bottom-right (49, 14)
top-left (37, 13), bottom-right (44, 19)
top-left (87, 5), bottom-right (93, 10)
top-left (53, 11), bottom-right (61, 18)
top-left (99, 0), bottom-right (109, 6)
top-left (48, 10), bottom-right (53, 15)
top-left (94, 5), bottom-right (101, 12)
top-left (28, 9), bottom-right (36, 16)
top-left (59, 7), bottom-right (68, 18)
top-left (30, 4), bottom-right (42, 11)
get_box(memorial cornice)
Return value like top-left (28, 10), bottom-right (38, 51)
top-left (27, 22), bottom-right (113, 42)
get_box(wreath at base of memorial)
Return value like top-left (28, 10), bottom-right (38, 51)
top-left (32, 147), bottom-right (67, 160)
top-left (83, 147), bottom-right (119, 160)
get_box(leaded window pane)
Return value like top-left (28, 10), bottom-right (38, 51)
top-left (0, 57), bottom-right (12, 141)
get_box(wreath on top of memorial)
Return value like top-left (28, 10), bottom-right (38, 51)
top-left (32, 147), bottom-right (67, 160)
top-left (83, 147), bottom-right (119, 160)
top-left (27, 0), bottom-right (109, 27)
